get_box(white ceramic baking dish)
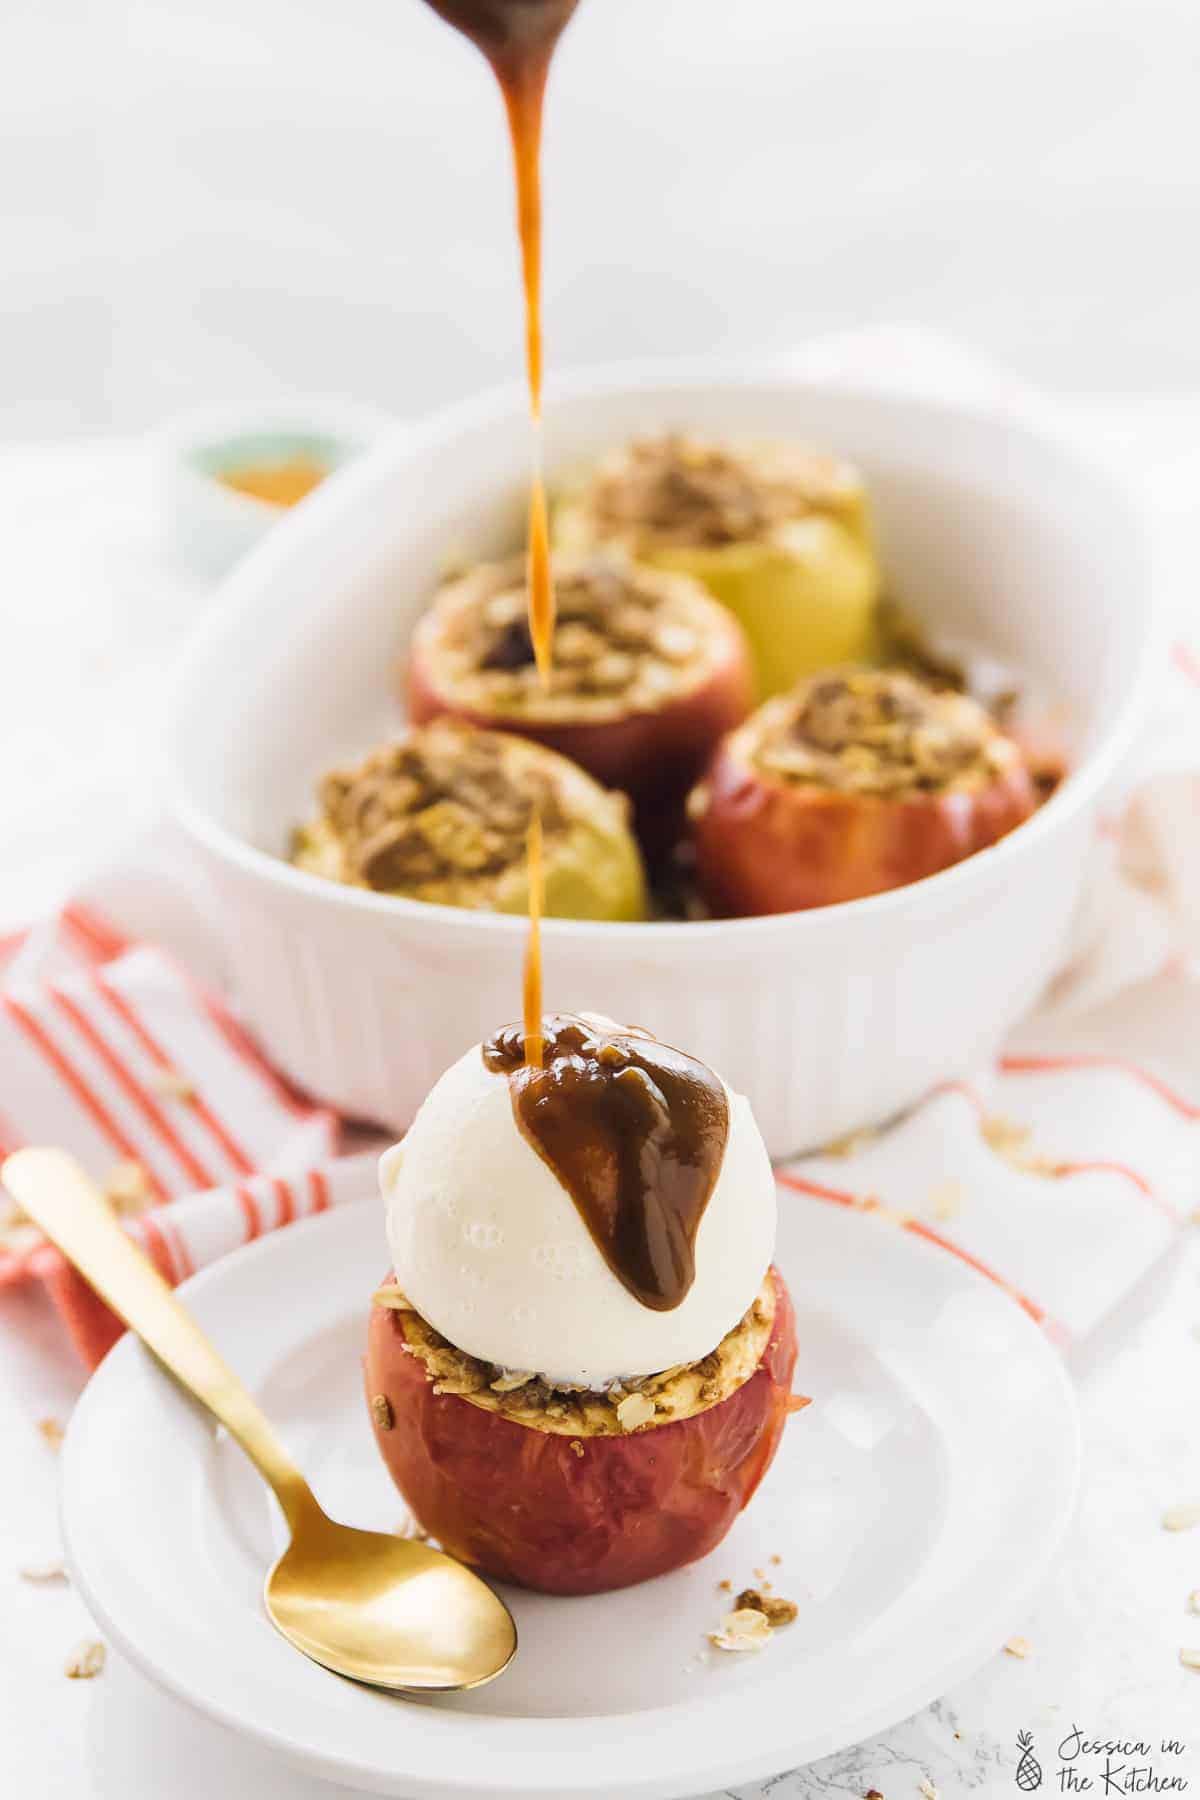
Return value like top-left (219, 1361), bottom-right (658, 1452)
top-left (166, 367), bottom-right (1159, 1157)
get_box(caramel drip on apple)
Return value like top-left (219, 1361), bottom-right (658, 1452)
top-left (419, 0), bottom-right (579, 1065)
top-left (483, 1015), bottom-right (730, 1311)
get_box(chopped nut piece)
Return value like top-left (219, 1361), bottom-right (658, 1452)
top-left (372, 1285), bottom-right (411, 1311)
top-left (820, 1126), bottom-right (877, 1159)
top-left (36, 1417), bottom-right (64, 1452)
top-left (64, 1640), bottom-right (106, 1680)
top-left (982, 1115), bottom-right (1029, 1157)
top-left (104, 1158), bottom-right (150, 1212)
top-left (615, 1391), bottom-right (656, 1433)
top-left (1180, 1648), bottom-right (1200, 1670)
top-left (19, 1558), bottom-right (68, 1585)
top-left (569, 1440), bottom-right (584, 1459)
top-left (981, 1115), bottom-right (1062, 1177)
top-left (150, 1067), bottom-right (195, 1101)
top-left (371, 1394), bottom-right (394, 1432)
top-left (718, 1579), bottom-right (732, 1592)
top-left (1004, 1636), bottom-right (1032, 1659)
top-left (866, 1790), bottom-right (885, 1800)
top-left (928, 1179), bottom-right (965, 1222)
top-left (770, 1553), bottom-right (782, 1565)
top-left (489, 1371), bottom-right (534, 1394)
top-left (1188, 1590), bottom-right (1200, 1616)
top-left (1162, 1503), bottom-right (1200, 1532)
top-left (708, 1607), bottom-right (771, 1652)
top-left (919, 1782), bottom-right (939, 1800)
top-left (736, 1587), bottom-right (797, 1626)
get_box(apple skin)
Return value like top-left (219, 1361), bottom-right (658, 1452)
top-left (365, 1269), bottom-right (799, 1596)
top-left (691, 739), bottom-right (1039, 915)
top-left (405, 610), bottom-right (753, 858)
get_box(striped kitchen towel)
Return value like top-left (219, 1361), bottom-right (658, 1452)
top-left (0, 903), bottom-right (381, 1366)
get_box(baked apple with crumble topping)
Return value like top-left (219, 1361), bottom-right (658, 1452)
top-left (553, 434), bottom-right (881, 700)
top-left (364, 1013), bottom-right (805, 1595)
top-left (688, 668), bottom-right (1039, 914)
top-left (405, 552), bottom-right (752, 853)
top-left (291, 720), bottom-right (646, 920)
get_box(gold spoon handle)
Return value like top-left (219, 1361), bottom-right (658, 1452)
top-left (2, 1147), bottom-right (318, 1535)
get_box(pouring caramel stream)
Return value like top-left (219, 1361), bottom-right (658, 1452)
top-left (420, 0), bottom-right (580, 1062)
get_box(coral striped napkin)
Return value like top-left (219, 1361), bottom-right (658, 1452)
top-left (0, 903), bottom-right (381, 1366)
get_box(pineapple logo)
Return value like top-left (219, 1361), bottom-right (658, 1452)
top-left (1015, 1730), bottom-right (1043, 1791)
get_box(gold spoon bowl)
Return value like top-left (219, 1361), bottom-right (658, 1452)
top-left (2, 1147), bottom-right (516, 1694)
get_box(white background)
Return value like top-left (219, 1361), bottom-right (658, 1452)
top-left (5, 0), bottom-right (1200, 436)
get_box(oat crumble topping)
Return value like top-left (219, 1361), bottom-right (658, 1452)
top-left (580, 434), bottom-right (861, 551)
top-left (420, 553), bottom-right (729, 720)
top-left (292, 722), bottom-right (633, 906)
top-left (741, 669), bottom-right (1018, 798)
top-left (373, 1274), bottom-right (776, 1437)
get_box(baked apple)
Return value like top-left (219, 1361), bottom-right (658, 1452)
top-left (689, 667), bottom-right (1039, 914)
top-left (405, 552), bottom-right (752, 854)
top-left (367, 1268), bottom-right (798, 1596)
top-left (291, 720), bottom-right (646, 920)
top-left (363, 1013), bottom-right (807, 1595)
top-left (553, 434), bottom-right (881, 699)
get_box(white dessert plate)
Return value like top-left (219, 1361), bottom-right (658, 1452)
top-left (62, 1192), bottom-right (1080, 1800)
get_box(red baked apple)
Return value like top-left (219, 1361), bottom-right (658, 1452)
top-left (405, 552), bottom-right (752, 856)
top-left (689, 667), bottom-right (1039, 915)
top-left (365, 1268), bottom-right (802, 1596)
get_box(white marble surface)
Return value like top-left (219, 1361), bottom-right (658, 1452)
top-left (1, 403), bottom-right (1199, 1797)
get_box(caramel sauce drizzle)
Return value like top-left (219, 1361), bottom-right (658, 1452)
top-left (420, 0), bottom-right (579, 1065)
top-left (483, 1016), bottom-right (730, 1310)
top-left (522, 807), bottom-right (544, 1067)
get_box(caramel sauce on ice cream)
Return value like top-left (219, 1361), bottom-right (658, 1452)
top-left (483, 1015), bottom-right (730, 1311)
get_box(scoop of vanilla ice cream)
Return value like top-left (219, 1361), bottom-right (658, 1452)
top-left (380, 1022), bottom-right (776, 1389)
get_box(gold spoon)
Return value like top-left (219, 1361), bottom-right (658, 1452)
top-left (2, 1147), bottom-right (517, 1694)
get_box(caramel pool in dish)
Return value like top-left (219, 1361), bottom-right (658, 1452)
top-left (291, 720), bottom-right (646, 921)
top-left (365, 1013), bottom-right (804, 1595)
top-left (688, 667), bottom-right (1038, 914)
top-left (405, 551), bottom-right (752, 853)
top-left (553, 433), bottom-right (881, 699)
